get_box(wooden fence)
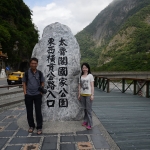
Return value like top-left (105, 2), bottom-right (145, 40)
top-left (94, 76), bottom-right (150, 98)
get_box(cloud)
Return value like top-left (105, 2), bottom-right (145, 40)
top-left (32, 0), bottom-right (113, 38)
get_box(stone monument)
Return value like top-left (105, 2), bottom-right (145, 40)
top-left (32, 22), bottom-right (83, 121)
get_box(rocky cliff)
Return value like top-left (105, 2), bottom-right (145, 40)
top-left (76, 0), bottom-right (150, 71)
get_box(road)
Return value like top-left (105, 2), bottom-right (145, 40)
top-left (0, 78), bottom-right (7, 85)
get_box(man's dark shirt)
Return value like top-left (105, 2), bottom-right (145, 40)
top-left (22, 69), bottom-right (45, 95)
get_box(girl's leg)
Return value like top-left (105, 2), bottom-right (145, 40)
top-left (85, 96), bottom-right (93, 127)
top-left (80, 96), bottom-right (88, 123)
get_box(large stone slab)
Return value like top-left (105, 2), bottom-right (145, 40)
top-left (32, 22), bottom-right (83, 121)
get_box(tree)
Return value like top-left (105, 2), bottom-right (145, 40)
top-left (0, 0), bottom-right (39, 70)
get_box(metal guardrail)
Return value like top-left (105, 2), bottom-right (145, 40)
top-left (94, 76), bottom-right (150, 98)
top-left (0, 84), bottom-right (23, 89)
top-left (0, 84), bottom-right (24, 110)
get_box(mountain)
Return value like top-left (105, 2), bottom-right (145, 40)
top-left (75, 0), bottom-right (150, 71)
top-left (0, 0), bottom-right (39, 70)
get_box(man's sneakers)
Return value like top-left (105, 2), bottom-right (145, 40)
top-left (28, 127), bottom-right (34, 133)
top-left (37, 129), bottom-right (42, 135)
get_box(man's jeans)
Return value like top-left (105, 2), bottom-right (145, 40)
top-left (25, 94), bottom-right (43, 129)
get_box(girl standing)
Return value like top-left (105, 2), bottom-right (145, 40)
top-left (78, 63), bottom-right (94, 130)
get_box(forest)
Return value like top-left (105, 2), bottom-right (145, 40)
top-left (75, 0), bottom-right (150, 71)
top-left (0, 0), bottom-right (39, 70)
top-left (1, 0), bottom-right (150, 71)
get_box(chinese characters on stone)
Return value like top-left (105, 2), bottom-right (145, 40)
top-left (46, 37), bottom-right (68, 107)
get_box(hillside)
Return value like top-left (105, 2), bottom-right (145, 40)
top-left (75, 0), bottom-right (150, 71)
top-left (0, 0), bottom-right (39, 70)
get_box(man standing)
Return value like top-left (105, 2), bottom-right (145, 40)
top-left (22, 57), bottom-right (45, 135)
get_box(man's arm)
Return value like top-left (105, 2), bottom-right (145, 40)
top-left (23, 82), bottom-right (27, 95)
top-left (41, 82), bottom-right (44, 87)
top-left (40, 71), bottom-right (45, 87)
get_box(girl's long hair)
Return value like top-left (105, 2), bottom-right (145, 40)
top-left (81, 63), bottom-right (91, 76)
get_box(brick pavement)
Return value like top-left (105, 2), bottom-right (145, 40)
top-left (0, 104), bottom-right (119, 150)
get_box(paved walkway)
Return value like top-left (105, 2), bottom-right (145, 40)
top-left (0, 90), bottom-right (119, 150)
top-left (1, 87), bottom-right (150, 150)
top-left (93, 88), bottom-right (150, 150)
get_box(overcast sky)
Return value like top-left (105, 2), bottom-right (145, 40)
top-left (23, 0), bottom-right (113, 38)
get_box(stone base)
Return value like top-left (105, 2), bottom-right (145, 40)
top-left (17, 112), bottom-right (100, 133)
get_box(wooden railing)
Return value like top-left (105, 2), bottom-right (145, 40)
top-left (94, 76), bottom-right (150, 98)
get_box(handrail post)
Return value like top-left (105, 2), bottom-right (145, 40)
top-left (98, 77), bottom-right (101, 89)
top-left (133, 80), bottom-right (137, 95)
top-left (122, 78), bottom-right (125, 93)
top-left (146, 80), bottom-right (149, 98)
top-left (94, 76), bottom-right (97, 87)
top-left (99, 77), bottom-right (102, 89)
top-left (102, 78), bottom-right (105, 91)
top-left (107, 79), bottom-right (110, 93)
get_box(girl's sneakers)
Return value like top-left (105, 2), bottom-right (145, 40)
top-left (82, 122), bottom-right (87, 127)
top-left (86, 125), bottom-right (92, 130)
top-left (82, 122), bottom-right (92, 130)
